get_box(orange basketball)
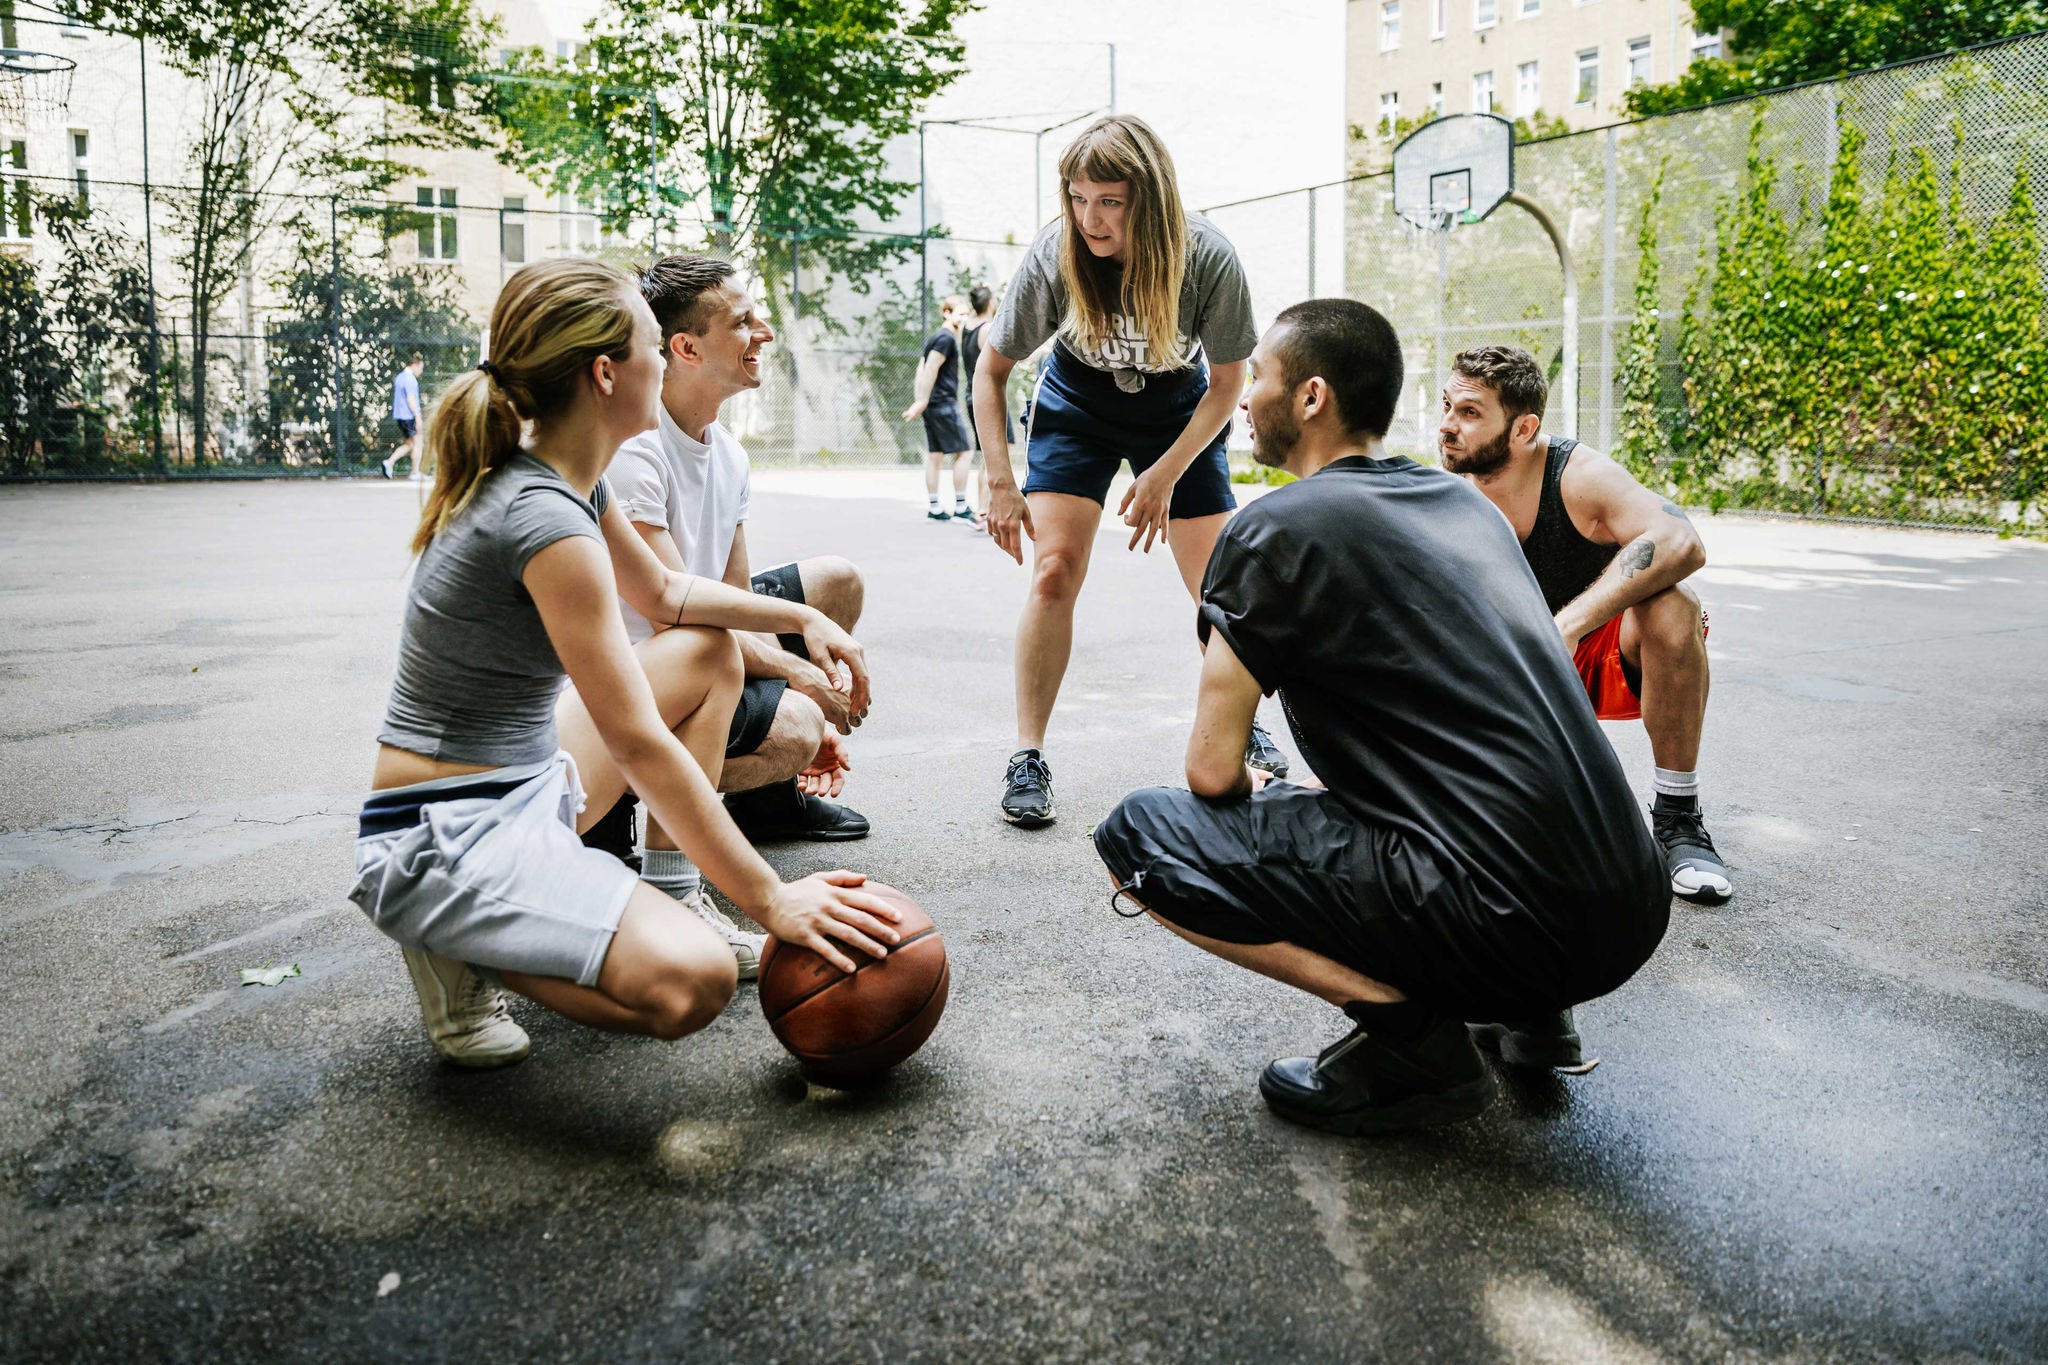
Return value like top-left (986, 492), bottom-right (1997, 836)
top-left (757, 882), bottom-right (949, 1087)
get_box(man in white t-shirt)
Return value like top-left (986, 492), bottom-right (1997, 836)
top-left (582, 256), bottom-right (872, 956)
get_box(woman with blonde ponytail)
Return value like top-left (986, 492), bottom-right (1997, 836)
top-left (971, 114), bottom-right (1281, 829)
top-left (351, 259), bottom-right (902, 1069)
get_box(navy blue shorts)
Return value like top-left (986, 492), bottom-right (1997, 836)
top-left (1022, 346), bottom-right (1236, 519)
top-left (395, 418), bottom-right (417, 439)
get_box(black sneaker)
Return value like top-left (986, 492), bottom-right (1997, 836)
top-left (1469, 1009), bottom-right (1583, 1069)
top-left (1260, 1000), bottom-right (1496, 1135)
top-left (1652, 800), bottom-right (1732, 903)
top-left (1001, 748), bottom-right (1055, 827)
top-left (580, 792), bottom-right (641, 872)
top-left (725, 779), bottom-right (870, 842)
top-left (1246, 719), bottom-right (1290, 779)
top-left (926, 506), bottom-right (951, 521)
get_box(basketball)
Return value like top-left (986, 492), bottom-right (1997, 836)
top-left (758, 883), bottom-right (950, 1087)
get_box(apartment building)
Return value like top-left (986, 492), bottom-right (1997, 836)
top-left (1347, 0), bottom-right (1723, 146)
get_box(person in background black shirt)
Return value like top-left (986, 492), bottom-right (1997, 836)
top-left (903, 296), bottom-right (973, 521)
top-left (1093, 300), bottom-right (1668, 1135)
top-left (1440, 345), bottom-right (1729, 904)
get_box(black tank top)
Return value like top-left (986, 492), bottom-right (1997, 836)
top-left (1520, 436), bottom-right (1617, 615)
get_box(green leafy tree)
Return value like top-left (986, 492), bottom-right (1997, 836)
top-left (1615, 162), bottom-right (1670, 478)
top-left (489, 0), bottom-right (978, 282)
top-left (74, 0), bottom-right (496, 464)
top-left (1625, 0), bottom-right (2048, 116)
top-left (0, 253), bottom-right (63, 475)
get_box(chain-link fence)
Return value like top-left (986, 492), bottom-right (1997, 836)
top-left (0, 4), bottom-right (1099, 478)
top-left (1206, 30), bottom-right (2048, 532)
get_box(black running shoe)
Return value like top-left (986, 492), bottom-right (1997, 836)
top-left (1246, 719), bottom-right (1290, 779)
top-left (1653, 801), bottom-right (1732, 903)
top-left (1469, 1009), bottom-right (1584, 1069)
top-left (1001, 748), bottom-right (1055, 827)
top-left (926, 507), bottom-right (951, 521)
top-left (1260, 1001), bottom-right (1496, 1135)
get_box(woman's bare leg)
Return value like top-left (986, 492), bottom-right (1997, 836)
top-left (1013, 491), bottom-right (1105, 750)
top-left (1165, 511), bottom-right (1232, 601)
top-left (501, 882), bottom-right (738, 1038)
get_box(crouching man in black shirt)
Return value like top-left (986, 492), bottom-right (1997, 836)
top-left (1092, 300), bottom-right (1669, 1135)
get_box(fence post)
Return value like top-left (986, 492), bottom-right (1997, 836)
top-left (139, 35), bottom-right (165, 474)
top-left (648, 94), bottom-right (660, 264)
top-left (1307, 186), bottom-right (1318, 297)
top-left (1810, 443), bottom-right (1826, 513)
top-left (329, 196), bottom-right (345, 468)
top-left (1598, 125), bottom-right (1619, 451)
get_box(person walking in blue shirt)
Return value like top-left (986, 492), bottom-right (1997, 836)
top-left (382, 352), bottom-right (425, 480)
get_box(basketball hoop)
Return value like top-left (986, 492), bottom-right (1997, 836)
top-left (0, 49), bottom-right (77, 131)
top-left (1392, 113), bottom-right (1514, 234)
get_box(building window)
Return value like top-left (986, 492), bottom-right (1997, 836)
top-left (1516, 61), bottom-right (1541, 115)
top-left (1381, 0), bottom-right (1401, 51)
top-left (1428, 81), bottom-right (1445, 118)
top-left (1474, 0), bottom-right (1497, 28)
top-left (1627, 36), bottom-right (1653, 86)
top-left (2, 139), bottom-right (29, 241)
top-left (1517, 0), bottom-right (1540, 15)
top-left (559, 192), bottom-right (605, 252)
top-left (1431, 0), bottom-right (1447, 37)
top-left (416, 186), bottom-right (458, 261)
top-left (1472, 70), bottom-right (1496, 114)
top-left (501, 196), bottom-right (527, 265)
top-left (1575, 48), bottom-right (1599, 104)
top-left (70, 129), bottom-right (89, 208)
top-left (1379, 91), bottom-right (1401, 132)
top-left (411, 56), bottom-right (456, 111)
top-left (1690, 26), bottom-right (1722, 62)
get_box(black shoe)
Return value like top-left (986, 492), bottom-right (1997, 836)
top-left (1469, 1009), bottom-right (1583, 1069)
top-left (926, 507), bottom-right (951, 521)
top-left (580, 792), bottom-right (641, 871)
top-left (1001, 748), bottom-right (1055, 827)
top-left (1652, 799), bottom-right (1732, 903)
top-left (1259, 1001), bottom-right (1496, 1135)
top-left (1246, 719), bottom-right (1290, 779)
top-left (725, 780), bottom-right (870, 843)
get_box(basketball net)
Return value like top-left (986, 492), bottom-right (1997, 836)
top-left (0, 50), bottom-right (76, 131)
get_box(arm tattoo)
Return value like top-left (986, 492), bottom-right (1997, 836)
top-left (1620, 538), bottom-right (1655, 580)
top-left (1660, 498), bottom-right (1692, 523)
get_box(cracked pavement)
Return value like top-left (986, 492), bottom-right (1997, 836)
top-left (1, 476), bottom-right (2044, 1362)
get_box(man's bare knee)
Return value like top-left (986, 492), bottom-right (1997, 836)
top-left (799, 556), bottom-right (864, 630)
top-left (720, 687), bottom-right (825, 790)
top-left (645, 956), bottom-right (738, 1040)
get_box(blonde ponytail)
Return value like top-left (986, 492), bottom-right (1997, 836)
top-left (409, 258), bottom-right (638, 554)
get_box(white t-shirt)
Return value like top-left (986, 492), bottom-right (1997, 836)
top-left (605, 404), bottom-right (752, 642)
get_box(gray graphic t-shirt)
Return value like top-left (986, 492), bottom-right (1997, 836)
top-left (985, 211), bottom-right (1257, 393)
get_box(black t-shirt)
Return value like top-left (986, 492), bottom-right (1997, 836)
top-left (922, 330), bottom-right (961, 409)
top-left (1199, 456), bottom-right (1665, 949)
top-left (959, 321), bottom-right (986, 400)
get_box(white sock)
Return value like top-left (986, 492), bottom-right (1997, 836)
top-left (1653, 767), bottom-right (1699, 804)
top-left (642, 847), bottom-right (701, 900)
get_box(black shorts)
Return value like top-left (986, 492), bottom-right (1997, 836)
top-left (922, 408), bottom-right (971, 454)
top-left (725, 561), bottom-right (809, 760)
top-left (1093, 783), bottom-right (1662, 1019)
top-left (395, 418), bottom-right (417, 439)
top-left (1022, 345), bottom-right (1236, 519)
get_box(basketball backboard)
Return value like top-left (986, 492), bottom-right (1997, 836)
top-left (1392, 114), bottom-right (1514, 231)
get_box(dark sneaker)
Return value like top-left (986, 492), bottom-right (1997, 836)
top-left (926, 507), bottom-right (951, 521)
top-left (1001, 748), bottom-right (1055, 827)
top-left (1653, 801), bottom-right (1732, 903)
top-left (1246, 719), bottom-right (1290, 779)
top-left (580, 792), bottom-right (641, 872)
top-left (1469, 1009), bottom-right (1583, 1069)
top-left (1260, 1001), bottom-right (1496, 1135)
top-left (725, 779), bottom-right (870, 843)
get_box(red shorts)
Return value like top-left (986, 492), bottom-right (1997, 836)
top-left (1573, 611), bottom-right (1709, 721)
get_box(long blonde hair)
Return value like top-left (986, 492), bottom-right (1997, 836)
top-left (1056, 115), bottom-right (1189, 369)
top-left (412, 259), bottom-right (637, 554)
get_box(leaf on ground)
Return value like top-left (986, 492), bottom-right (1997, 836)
top-left (376, 1271), bottom-right (401, 1298)
top-left (239, 963), bottom-right (301, 987)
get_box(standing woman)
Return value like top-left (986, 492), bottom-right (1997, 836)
top-left (352, 259), bottom-right (901, 1069)
top-left (972, 114), bottom-right (1287, 828)
top-left (956, 282), bottom-right (1010, 530)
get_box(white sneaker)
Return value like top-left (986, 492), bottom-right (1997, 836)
top-left (681, 888), bottom-right (765, 981)
top-left (400, 946), bottom-right (531, 1068)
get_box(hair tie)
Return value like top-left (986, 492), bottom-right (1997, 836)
top-left (475, 361), bottom-right (498, 380)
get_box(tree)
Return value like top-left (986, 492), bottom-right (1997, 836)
top-left (1625, 0), bottom-right (2048, 116)
top-left (488, 0), bottom-right (978, 280)
top-left (1615, 163), bottom-right (1670, 479)
top-left (74, 0), bottom-right (496, 464)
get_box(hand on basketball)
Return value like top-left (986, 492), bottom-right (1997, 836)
top-left (985, 483), bottom-right (1032, 564)
top-left (799, 613), bottom-right (871, 723)
top-left (1119, 468), bottom-right (1173, 553)
top-left (799, 731), bottom-right (851, 798)
top-left (763, 870), bottom-right (903, 975)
